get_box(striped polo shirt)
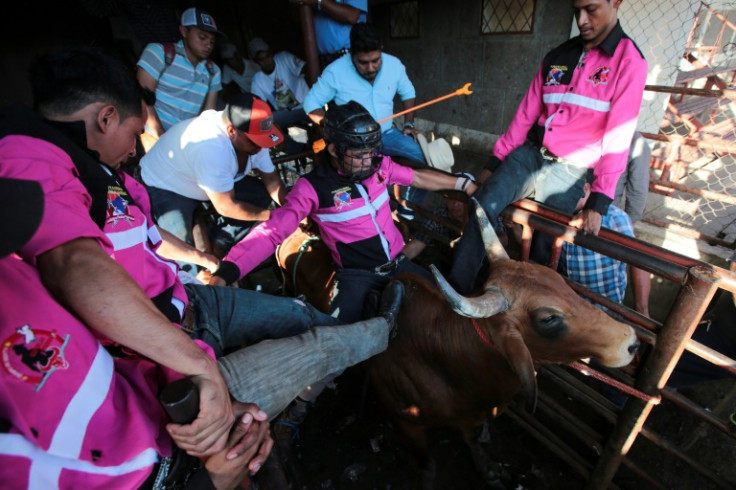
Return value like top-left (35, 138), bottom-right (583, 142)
top-left (137, 40), bottom-right (222, 131)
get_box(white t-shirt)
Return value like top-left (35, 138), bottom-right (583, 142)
top-left (251, 51), bottom-right (310, 111)
top-left (140, 110), bottom-right (275, 201)
top-left (222, 58), bottom-right (261, 93)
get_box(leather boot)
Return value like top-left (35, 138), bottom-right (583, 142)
top-left (379, 280), bottom-right (405, 339)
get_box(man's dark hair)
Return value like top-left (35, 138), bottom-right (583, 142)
top-left (29, 47), bottom-right (149, 121)
top-left (350, 23), bottom-right (382, 54)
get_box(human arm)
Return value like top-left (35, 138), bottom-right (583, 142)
top-left (137, 67), bottom-right (166, 140)
top-left (206, 188), bottom-right (271, 222)
top-left (156, 227), bottom-right (220, 271)
top-left (258, 170), bottom-right (287, 206)
top-left (303, 65), bottom-right (338, 117)
top-left (204, 402), bottom-right (272, 489)
top-left (411, 168), bottom-right (478, 196)
top-left (492, 66), bottom-right (545, 161)
top-left (211, 180), bottom-right (316, 285)
top-left (400, 98), bottom-right (421, 141)
top-left (203, 91), bottom-right (219, 112)
top-left (37, 237), bottom-right (234, 456)
top-left (622, 132), bottom-right (651, 222)
top-left (586, 55), bottom-right (648, 216)
top-left (308, 108), bottom-right (325, 126)
top-left (289, 0), bottom-right (364, 24)
top-left (630, 265), bottom-right (651, 317)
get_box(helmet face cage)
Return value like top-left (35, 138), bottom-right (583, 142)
top-left (324, 102), bottom-right (383, 181)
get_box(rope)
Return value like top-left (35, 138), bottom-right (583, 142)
top-left (469, 318), bottom-right (660, 405)
top-left (292, 235), bottom-right (321, 296)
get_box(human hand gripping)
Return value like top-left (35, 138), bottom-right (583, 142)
top-left (205, 402), bottom-right (273, 489)
top-left (571, 209), bottom-right (602, 236)
top-left (167, 371), bottom-right (235, 457)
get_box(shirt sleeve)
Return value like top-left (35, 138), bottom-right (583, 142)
top-left (346, 0), bottom-right (368, 12)
top-left (492, 65), bottom-right (545, 162)
top-left (303, 67), bottom-right (337, 114)
top-left (208, 64), bottom-right (222, 93)
top-left (621, 132), bottom-right (650, 222)
top-left (136, 43), bottom-right (166, 80)
top-left (250, 73), bottom-right (273, 108)
top-left (384, 156), bottom-right (415, 186)
top-left (285, 52), bottom-right (306, 77)
top-left (219, 179), bottom-right (318, 281)
top-left (0, 136), bottom-right (109, 264)
top-left (588, 54), bottom-right (648, 209)
top-left (395, 59), bottom-right (416, 101)
top-left (250, 148), bottom-right (276, 174)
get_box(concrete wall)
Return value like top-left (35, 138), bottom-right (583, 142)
top-left (372, 0), bottom-right (571, 153)
top-left (372, 0), bottom-right (701, 153)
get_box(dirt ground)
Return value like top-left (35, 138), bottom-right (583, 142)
top-left (251, 367), bottom-right (735, 490)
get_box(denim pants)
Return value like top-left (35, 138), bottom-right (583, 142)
top-left (382, 127), bottom-right (428, 213)
top-left (447, 143), bottom-right (587, 294)
top-left (329, 258), bottom-right (432, 323)
top-left (183, 284), bottom-right (388, 418)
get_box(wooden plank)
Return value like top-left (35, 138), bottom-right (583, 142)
top-left (676, 65), bottom-right (736, 84)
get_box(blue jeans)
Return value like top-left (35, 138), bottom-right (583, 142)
top-left (184, 284), bottom-right (339, 357)
top-left (185, 284), bottom-right (390, 418)
top-left (447, 144), bottom-right (587, 294)
top-left (329, 257), bottom-right (432, 322)
top-left (382, 127), bottom-right (428, 215)
top-left (146, 177), bottom-right (273, 260)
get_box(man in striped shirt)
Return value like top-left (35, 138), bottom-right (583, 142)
top-left (137, 8), bottom-right (223, 151)
top-left (448, 0), bottom-right (648, 294)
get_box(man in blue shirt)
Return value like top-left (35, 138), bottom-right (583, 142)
top-left (303, 23), bottom-right (428, 217)
top-left (290, 0), bottom-right (368, 68)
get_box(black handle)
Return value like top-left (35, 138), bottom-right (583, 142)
top-left (159, 377), bottom-right (200, 424)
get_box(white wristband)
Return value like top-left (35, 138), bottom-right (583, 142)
top-left (454, 177), bottom-right (469, 191)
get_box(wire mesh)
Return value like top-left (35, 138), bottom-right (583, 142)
top-left (633, 1), bottom-right (736, 248)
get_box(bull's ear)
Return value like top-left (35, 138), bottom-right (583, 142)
top-left (492, 325), bottom-right (538, 413)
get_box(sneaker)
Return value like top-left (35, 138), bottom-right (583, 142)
top-left (379, 280), bottom-right (405, 339)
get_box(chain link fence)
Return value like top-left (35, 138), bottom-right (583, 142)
top-left (628, 1), bottom-right (736, 250)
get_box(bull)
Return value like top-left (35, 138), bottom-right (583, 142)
top-left (275, 203), bottom-right (640, 487)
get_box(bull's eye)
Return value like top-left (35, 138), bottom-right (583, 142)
top-left (531, 307), bottom-right (567, 339)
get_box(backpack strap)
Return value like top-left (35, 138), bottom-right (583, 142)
top-left (163, 42), bottom-right (175, 68)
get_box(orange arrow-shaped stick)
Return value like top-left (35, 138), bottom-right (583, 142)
top-left (311, 82), bottom-right (473, 154)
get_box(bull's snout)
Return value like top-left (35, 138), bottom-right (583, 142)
top-left (628, 338), bottom-right (641, 356)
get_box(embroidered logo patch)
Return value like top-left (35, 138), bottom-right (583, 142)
top-left (587, 66), bottom-right (611, 86)
top-left (2, 325), bottom-right (70, 392)
top-left (260, 116), bottom-right (273, 131)
top-left (332, 187), bottom-right (353, 210)
top-left (375, 169), bottom-right (388, 185)
top-left (545, 65), bottom-right (567, 86)
top-left (106, 186), bottom-right (135, 226)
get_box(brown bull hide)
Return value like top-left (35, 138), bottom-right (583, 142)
top-left (276, 207), bottom-right (639, 486)
top-left (275, 225), bottom-right (335, 314)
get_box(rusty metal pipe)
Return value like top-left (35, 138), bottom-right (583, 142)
top-left (586, 266), bottom-right (722, 489)
top-left (502, 206), bottom-right (688, 282)
top-left (502, 200), bottom-right (736, 293)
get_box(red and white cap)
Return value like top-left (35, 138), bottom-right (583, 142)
top-left (224, 93), bottom-right (284, 148)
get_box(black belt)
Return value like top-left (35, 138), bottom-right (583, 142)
top-left (372, 253), bottom-right (407, 275)
top-left (539, 146), bottom-right (562, 162)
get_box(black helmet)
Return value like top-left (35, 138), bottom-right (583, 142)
top-left (323, 101), bottom-right (382, 181)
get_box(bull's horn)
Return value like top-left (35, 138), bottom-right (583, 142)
top-left (471, 197), bottom-right (510, 262)
top-left (430, 265), bottom-right (509, 318)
